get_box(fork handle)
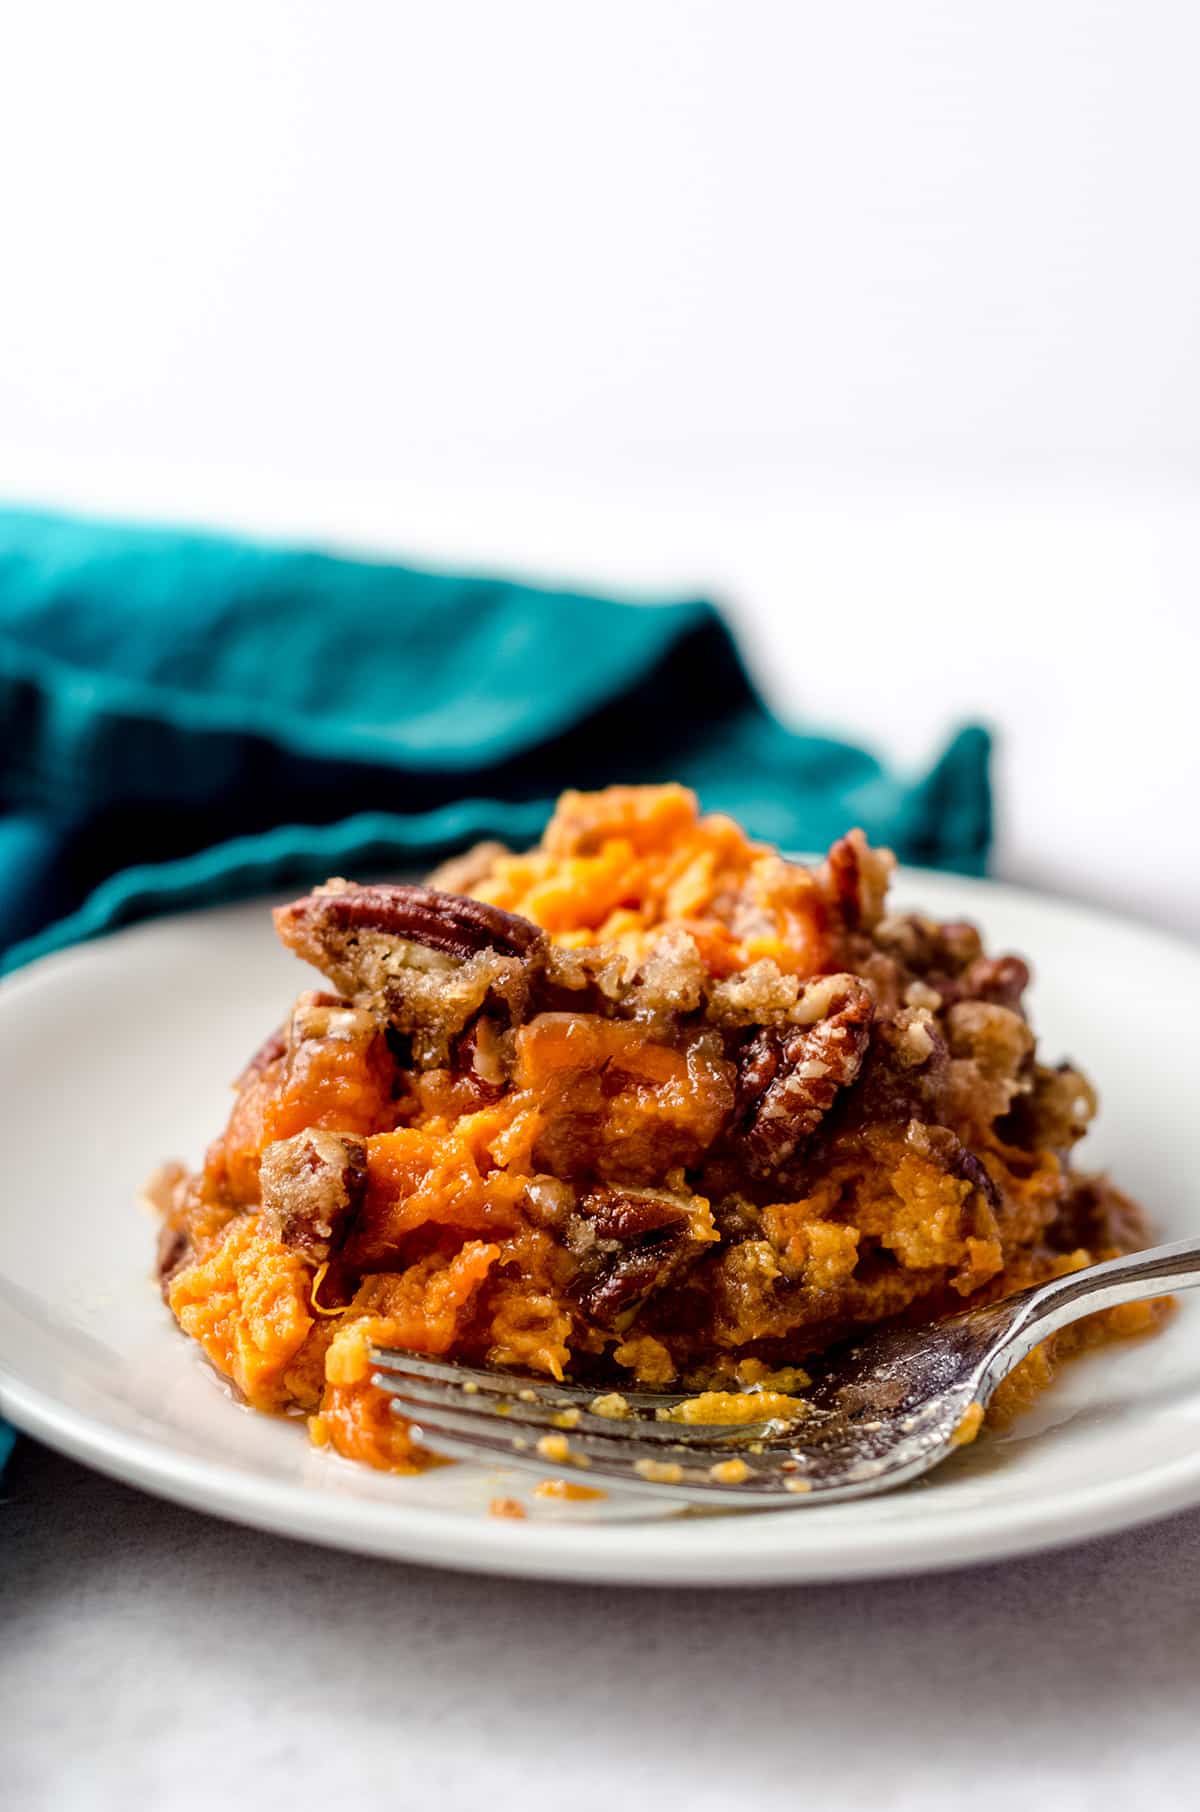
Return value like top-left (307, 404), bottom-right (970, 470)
top-left (999, 1235), bottom-right (1200, 1360)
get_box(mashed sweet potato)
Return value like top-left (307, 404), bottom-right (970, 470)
top-left (152, 785), bottom-right (1165, 1472)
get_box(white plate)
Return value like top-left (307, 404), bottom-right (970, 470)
top-left (2, 871), bottom-right (1199, 1585)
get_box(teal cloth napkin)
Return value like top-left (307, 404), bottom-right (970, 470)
top-left (0, 505), bottom-right (990, 1471)
top-left (0, 507), bottom-right (990, 974)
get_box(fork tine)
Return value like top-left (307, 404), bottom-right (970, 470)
top-left (372, 1368), bottom-right (775, 1446)
top-left (395, 1398), bottom-right (786, 1485)
top-left (369, 1346), bottom-right (698, 1412)
top-left (401, 1412), bottom-right (802, 1506)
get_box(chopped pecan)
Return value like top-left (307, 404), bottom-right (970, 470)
top-left (944, 1000), bottom-right (1034, 1115)
top-left (951, 954), bottom-right (1031, 1012)
top-left (903, 1120), bottom-right (1003, 1255)
top-left (288, 990), bottom-right (379, 1047)
top-left (937, 921), bottom-right (987, 971)
top-left (1001, 1060), bottom-right (1096, 1154)
top-left (259, 1129), bottom-right (369, 1261)
top-left (155, 1222), bottom-right (193, 1300)
top-left (520, 1175), bottom-right (577, 1230)
top-left (846, 1008), bottom-right (950, 1131)
top-left (144, 1163), bottom-right (194, 1298)
top-left (1047, 1172), bottom-right (1147, 1255)
top-left (734, 973), bottom-right (874, 1174)
top-left (453, 1012), bottom-right (509, 1092)
top-left (586, 1190), bottom-right (690, 1243)
top-left (568, 1187), bottom-right (706, 1330)
top-left (872, 913), bottom-right (1028, 1013)
top-left (887, 1005), bottom-right (942, 1069)
top-left (875, 915), bottom-right (984, 974)
top-left (820, 831), bottom-right (894, 933)
top-left (237, 991), bottom-right (363, 1086)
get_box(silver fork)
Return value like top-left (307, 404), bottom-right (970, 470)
top-left (371, 1237), bottom-right (1198, 1508)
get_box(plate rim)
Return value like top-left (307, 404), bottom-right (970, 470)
top-left (9, 1361), bottom-right (1200, 1586)
top-left (3, 869), bottom-right (1200, 1585)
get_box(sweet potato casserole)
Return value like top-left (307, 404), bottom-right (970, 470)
top-left (152, 785), bottom-right (1163, 1472)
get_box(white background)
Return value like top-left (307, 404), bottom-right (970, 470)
top-left (2, 1), bottom-right (1199, 930)
top-left (1, 11), bottom-right (1198, 1803)
top-left (2, 3), bottom-right (1200, 934)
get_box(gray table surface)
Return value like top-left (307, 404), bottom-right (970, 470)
top-left (3, 1437), bottom-right (1198, 1811)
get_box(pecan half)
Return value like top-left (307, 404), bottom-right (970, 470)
top-left (735, 973), bottom-right (874, 1174)
top-left (945, 1141), bottom-right (1002, 1215)
top-left (259, 1129), bottom-right (369, 1262)
top-left (568, 1187), bottom-right (705, 1330)
top-left (273, 882), bottom-right (548, 1066)
top-left (275, 883), bottom-right (545, 968)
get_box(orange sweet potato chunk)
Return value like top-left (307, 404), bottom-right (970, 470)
top-left (310, 1242), bottom-right (501, 1468)
top-left (514, 1014), bottom-right (735, 1180)
top-left (169, 1219), bottom-right (314, 1410)
top-left (209, 1030), bottom-right (394, 1205)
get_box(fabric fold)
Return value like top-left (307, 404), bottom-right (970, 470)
top-left (0, 506), bottom-right (991, 972)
